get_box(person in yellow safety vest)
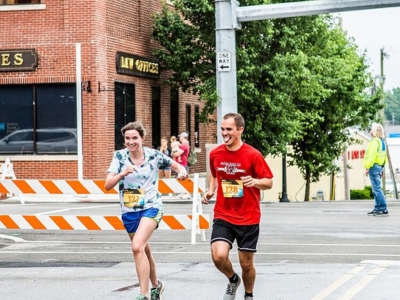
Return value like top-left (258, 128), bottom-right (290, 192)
top-left (363, 123), bottom-right (388, 217)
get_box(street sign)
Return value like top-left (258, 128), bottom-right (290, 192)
top-left (217, 52), bottom-right (231, 72)
top-left (389, 133), bottom-right (400, 138)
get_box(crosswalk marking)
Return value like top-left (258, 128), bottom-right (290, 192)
top-left (311, 262), bottom-right (391, 300)
top-left (310, 264), bottom-right (366, 300)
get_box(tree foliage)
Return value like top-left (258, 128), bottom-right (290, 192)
top-left (152, 0), bottom-right (382, 200)
top-left (385, 88), bottom-right (400, 125)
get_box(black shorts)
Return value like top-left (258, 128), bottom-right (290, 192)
top-left (210, 219), bottom-right (259, 252)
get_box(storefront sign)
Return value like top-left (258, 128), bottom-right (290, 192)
top-left (0, 49), bottom-right (38, 71)
top-left (116, 52), bottom-right (160, 79)
top-left (348, 150), bottom-right (365, 160)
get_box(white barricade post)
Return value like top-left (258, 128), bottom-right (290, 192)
top-left (191, 173), bottom-right (204, 244)
top-left (0, 158), bottom-right (16, 180)
top-left (0, 158), bottom-right (16, 199)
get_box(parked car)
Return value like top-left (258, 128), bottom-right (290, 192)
top-left (385, 179), bottom-right (400, 196)
top-left (0, 128), bottom-right (77, 154)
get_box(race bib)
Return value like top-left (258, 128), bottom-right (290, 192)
top-left (221, 179), bottom-right (243, 198)
top-left (123, 189), bottom-right (145, 208)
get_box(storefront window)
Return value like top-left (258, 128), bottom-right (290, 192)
top-left (0, 0), bottom-right (40, 4)
top-left (0, 0), bottom-right (40, 5)
top-left (0, 84), bottom-right (77, 155)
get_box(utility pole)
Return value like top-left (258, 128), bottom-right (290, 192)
top-left (380, 48), bottom-right (388, 194)
top-left (380, 48), bottom-right (389, 122)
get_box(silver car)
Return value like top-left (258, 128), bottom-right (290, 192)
top-left (0, 128), bottom-right (77, 154)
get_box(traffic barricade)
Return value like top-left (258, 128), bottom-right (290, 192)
top-left (0, 174), bottom-right (209, 244)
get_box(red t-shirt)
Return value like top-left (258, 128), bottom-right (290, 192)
top-left (179, 142), bottom-right (190, 167)
top-left (210, 143), bottom-right (273, 225)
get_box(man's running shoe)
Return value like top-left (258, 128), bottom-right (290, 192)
top-left (223, 276), bottom-right (241, 300)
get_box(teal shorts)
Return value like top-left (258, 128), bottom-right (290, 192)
top-left (121, 207), bottom-right (164, 234)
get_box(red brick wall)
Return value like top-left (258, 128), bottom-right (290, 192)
top-left (0, 0), bottom-right (216, 179)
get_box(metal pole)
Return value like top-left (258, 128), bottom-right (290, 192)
top-left (343, 150), bottom-right (350, 200)
top-left (280, 152), bottom-right (290, 202)
top-left (215, 0), bottom-right (240, 144)
top-left (236, 0), bottom-right (400, 22)
top-left (76, 43), bottom-right (83, 180)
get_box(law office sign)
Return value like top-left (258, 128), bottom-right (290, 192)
top-left (116, 52), bottom-right (160, 79)
top-left (0, 49), bottom-right (38, 71)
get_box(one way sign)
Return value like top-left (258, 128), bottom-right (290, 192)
top-left (217, 52), bottom-right (231, 72)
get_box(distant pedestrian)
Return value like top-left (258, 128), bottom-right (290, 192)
top-left (105, 121), bottom-right (188, 300)
top-left (172, 132), bottom-right (190, 174)
top-left (202, 113), bottom-right (273, 300)
top-left (157, 137), bottom-right (172, 179)
top-left (170, 135), bottom-right (182, 163)
top-left (364, 123), bottom-right (388, 217)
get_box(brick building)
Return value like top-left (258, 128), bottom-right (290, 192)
top-left (0, 0), bottom-right (216, 179)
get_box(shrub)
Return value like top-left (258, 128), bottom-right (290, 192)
top-left (350, 186), bottom-right (373, 200)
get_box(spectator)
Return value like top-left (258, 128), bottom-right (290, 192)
top-left (170, 135), bottom-right (182, 163)
top-left (157, 137), bottom-right (172, 179)
top-left (364, 123), bottom-right (388, 217)
top-left (173, 132), bottom-right (190, 174)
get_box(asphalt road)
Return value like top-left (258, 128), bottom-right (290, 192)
top-left (1, 198), bottom-right (400, 299)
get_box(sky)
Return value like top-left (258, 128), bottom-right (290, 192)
top-left (337, 7), bottom-right (400, 91)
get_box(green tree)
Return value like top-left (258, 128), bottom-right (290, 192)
top-left (384, 87), bottom-right (400, 125)
top-left (152, 0), bottom-right (381, 200)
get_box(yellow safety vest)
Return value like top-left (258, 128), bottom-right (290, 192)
top-left (363, 137), bottom-right (387, 169)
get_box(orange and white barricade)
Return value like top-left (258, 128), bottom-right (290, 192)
top-left (0, 174), bottom-right (208, 244)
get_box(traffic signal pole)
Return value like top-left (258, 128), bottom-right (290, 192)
top-left (215, 0), bottom-right (400, 144)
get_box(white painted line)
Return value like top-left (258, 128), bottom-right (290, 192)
top-left (35, 209), bottom-right (71, 215)
top-left (1, 251), bottom-right (400, 257)
top-left (310, 264), bottom-right (366, 300)
top-left (0, 234), bottom-right (25, 242)
top-left (338, 265), bottom-right (387, 300)
top-left (256, 242), bottom-right (400, 247)
top-left (361, 260), bottom-right (400, 265)
top-left (8, 240), bottom-right (400, 248)
top-left (40, 259), bottom-right (59, 263)
top-left (36, 204), bottom-right (115, 215)
top-left (172, 248), bottom-right (187, 252)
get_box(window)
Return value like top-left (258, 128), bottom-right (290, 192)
top-left (0, 0), bottom-right (40, 4)
top-left (186, 104), bottom-right (191, 142)
top-left (115, 82), bottom-right (135, 150)
top-left (151, 86), bottom-right (161, 149)
top-left (194, 105), bottom-right (200, 147)
top-left (170, 88), bottom-right (179, 137)
top-left (0, 84), bottom-right (77, 154)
